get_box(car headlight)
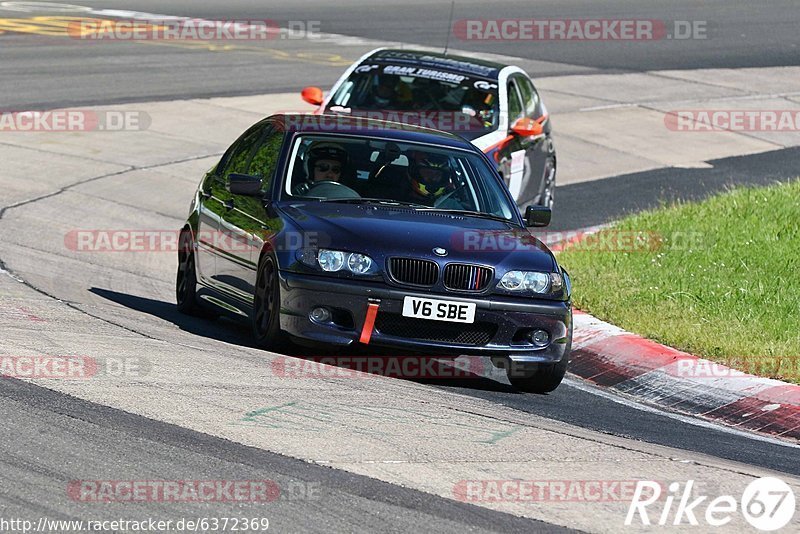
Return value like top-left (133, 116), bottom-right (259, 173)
top-left (310, 249), bottom-right (375, 275)
top-left (347, 253), bottom-right (373, 274)
top-left (499, 271), bottom-right (563, 294)
top-left (318, 249), bottom-right (345, 272)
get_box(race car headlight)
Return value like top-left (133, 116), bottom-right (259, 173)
top-left (310, 249), bottom-right (375, 275)
top-left (499, 271), bottom-right (563, 294)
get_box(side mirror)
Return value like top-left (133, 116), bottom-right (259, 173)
top-left (511, 117), bottom-right (544, 137)
top-left (524, 205), bottom-right (551, 227)
top-left (301, 86), bottom-right (324, 106)
top-left (228, 173), bottom-right (263, 196)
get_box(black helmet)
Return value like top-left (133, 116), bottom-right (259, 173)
top-left (305, 142), bottom-right (349, 178)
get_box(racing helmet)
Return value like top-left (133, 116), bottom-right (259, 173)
top-left (409, 152), bottom-right (451, 199)
top-left (305, 142), bottom-right (349, 179)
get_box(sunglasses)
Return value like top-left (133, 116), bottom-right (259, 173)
top-left (314, 163), bottom-right (342, 173)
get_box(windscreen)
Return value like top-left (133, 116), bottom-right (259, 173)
top-left (326, 64), bottom-right (500, 133)
top-left (284, 135), bottom-right (516, 221)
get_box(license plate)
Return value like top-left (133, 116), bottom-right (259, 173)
top-left (401, 296), bottom-right (476, 324)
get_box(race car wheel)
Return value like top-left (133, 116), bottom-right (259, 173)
top-left (176, 230), bottom-right (199, 314)
top-left (176, 229), bottom-right (219, 319)
top-left (505, 321), bottom-right (571, 393)
top-left (253, 253), bottom-right (289, 351)
top-left (539, 158), bottom-right (555, 209)
top-left (506, 358), bottom-right (568, 393)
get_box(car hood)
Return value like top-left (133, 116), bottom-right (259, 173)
top-left (281, 202), bottom-right (556, 271)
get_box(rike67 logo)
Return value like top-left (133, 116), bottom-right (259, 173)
top-left (626, 477), bottom-right (796, 531)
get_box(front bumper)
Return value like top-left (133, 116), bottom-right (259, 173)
top-left (279, 271), bottom-right (572, 363)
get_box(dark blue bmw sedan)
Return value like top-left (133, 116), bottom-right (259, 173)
top-left (177, 114), bottom-right (572, 392)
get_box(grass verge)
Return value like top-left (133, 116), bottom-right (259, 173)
top-left (557, 180), bottom-right (800, 384)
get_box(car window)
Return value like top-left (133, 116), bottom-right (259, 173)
top-left (283, 135), bottom-right (517, 221)
top-left (506, 80), bottom-right (523, 122)
top-left (330, 80), bottom-right (355, 107)
top-left (248, 126), bottom-right (284, 191)
top-left (514, 75), bottom-right (540, 118)
top-left (219, 126), bottom-right (263, 181)
top-left (327, 66), bottom-right (500, 131)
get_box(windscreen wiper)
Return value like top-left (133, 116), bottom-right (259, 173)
top-left (320, 198), bottom-right (427, 208)
top-left (418, 208), bottom-right (515, 223)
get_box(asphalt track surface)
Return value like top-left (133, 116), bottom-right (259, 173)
top-left (2, 0), bottom-right (800, 108)
top-left (1, 1), bottom-right (800, 532)
top-left (86, 242), bottom-right (800, 478)
top-left (0, 378), bottom-right (568, 533)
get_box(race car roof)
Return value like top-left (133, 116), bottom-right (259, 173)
top-left (365, 49), bottom-right (504, 80)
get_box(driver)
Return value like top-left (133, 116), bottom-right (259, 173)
top-left (370, 75), bottom-right (412, 110)
top-left (372, 76), bottom-right (396, 108)
top-left (293, 142), bottom-right (349, 195)
top-left (405, 152), bottom-right (454, 204)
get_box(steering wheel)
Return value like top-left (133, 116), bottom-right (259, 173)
top-left (433, 183), bottom-right (469, 208)
top-left (305, 180), bottom-right (361, 199)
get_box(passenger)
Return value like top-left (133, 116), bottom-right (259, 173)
top-left (463, 91), bottom-right (496, 128)
top-left (405, 152), bottom-right (454, 204)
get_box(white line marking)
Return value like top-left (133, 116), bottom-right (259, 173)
top-left (0, 1), bottom-right (90, 12)
top-left (579, 103), bottom-right (639, 112)
top-left (0, 266), bottom-right (25, 283)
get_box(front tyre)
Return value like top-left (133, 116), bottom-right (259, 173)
top-left (252, 253), bottom-right (290, 352)
top-left (176, 230), bottom-right (200, 315)
top-left (506, 357), bottom-right (568, 393)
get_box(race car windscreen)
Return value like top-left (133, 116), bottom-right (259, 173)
top-left (284, 135), bottom-right (516, 220)
top-left (326, 66), bottom-right (500, 133)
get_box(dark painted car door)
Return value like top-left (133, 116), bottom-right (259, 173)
top-left (222, 123), bottom-right (284, 303)
top-left (213, 124), bottom-right (265, 301)
top-left (195, 168), bottom-right (223, 286)
top-left (223, 123), bottom-right (287, 299)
